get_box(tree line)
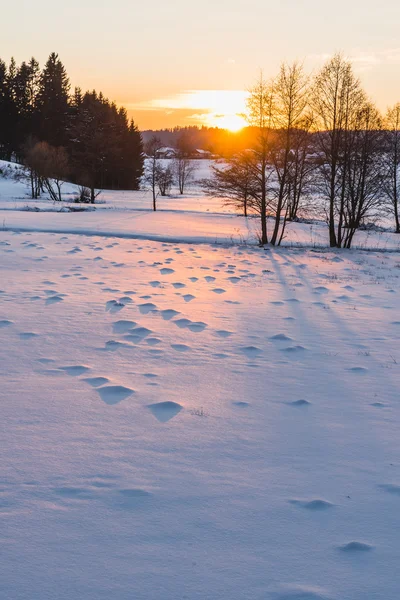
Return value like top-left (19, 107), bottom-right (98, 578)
top-left (0, 53), bottom-right (144, 202)
top-left (204, 54), bottom-right (400, 248)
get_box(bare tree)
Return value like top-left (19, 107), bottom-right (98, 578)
top-left (25, 141), bottom-right (69, 202)
top-left (311, 53), bottom-right (366, 247)
top-left (174, 156), bottom-right (197, 195)
top-left (268, 62), bottom-right (311, 245)
top-left (22, 136), bottom-right (42, 199)
top-left (383, 103), bottom-right (400, 233)
top-left (202, 152), bottom-right (257, 217)
top-left (173, 132), bottom-right (197, 194)
top-left (144, 136), bottom-right (163, 210)
top-left (155, 163), bottom-right (174, 196)
top-left (286, 123), bottom-right (315, 221)
top-left (246, 74), bottom-right (274, 244)
top-left (340, 102), bottom-right (385, 248)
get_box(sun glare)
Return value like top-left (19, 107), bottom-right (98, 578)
top-left (135, 89), bottom-right (249, 131)
top-left (209, 113), bottom-right (247, 131)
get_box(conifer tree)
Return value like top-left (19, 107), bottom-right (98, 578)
top-left (36, 52), bottom-right (70, 146)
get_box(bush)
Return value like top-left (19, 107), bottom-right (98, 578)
top-left (74, 186), bottom-right (92, 203)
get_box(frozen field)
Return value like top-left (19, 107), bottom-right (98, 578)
top-left (1, 159), bottom-right (400, 250)
top-left (1, 226), bottom-right (400, 600)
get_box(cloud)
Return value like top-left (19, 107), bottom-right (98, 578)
top-left (307, 48), bottom-right (400, 72)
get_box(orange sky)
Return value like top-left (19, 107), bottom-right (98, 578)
top-left (3, 0), bottom-right (400, 130)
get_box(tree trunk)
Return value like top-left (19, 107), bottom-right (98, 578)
top-left (260, 160), bottom-right (268, 244)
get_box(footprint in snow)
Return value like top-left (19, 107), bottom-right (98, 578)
top-left (288, 399), bottom-right (311, 407)
top-left (187, 321), bottom-right (207, 332)
top-left (212, 288), bottom-right (226, 294)
top-left (83, 377), bottom-right (110, 388)
top-left (339, 541), bottom-right (373, 553)
top-left (19, 332), bottom-right (39, 340)
top-left (240, 346), bottom-right (262, 358)
top-left (215, 330), bottom-right (233, 338)
top-left (105, 300), bottom-right (125, 313)
top-left (104, 340), bottom-right (130, 351)
top-left (270, 334), bottom-right (292, 341)
top-left (119, 296), bottom-right (134, 304)
top-left (160, 309), bottom-right (180, 320)
top-left (171, 344), bottom-right (190, 352)
top-left (46, 295), bottom-right (64, 305)
top-left (61, 365), bottom-right (91, 376)
top-left (174, 318), bottom-right (192, 328)
top-left (112, 320), bottom-right (137, 333)
top-left (0, 320), bottom-right (13, 328)
top-left (172, 282), bottom-right (186, 289)
top-left (160, 268), bottom-right (174, 275)
top-left (145, 337), bottom-right (162, 346)
top-left (148, 401), bottom-right (183, 422)
top-left (125, 326), bottom-right (152, 339)
top-left (378, 483), bottom-right (400, 495)
top-left (97, 385), bottom-right (134, 405)
top-left (138, 303), bottom-right (157, 314)
top-left (183, 294), bottom-right (195, 302)
top-left (347, 366), bottom-right (368, 373)
top-left (281, 346), bottom-right (307, 353)
top-left (289, 499), bottom-right (333, 510)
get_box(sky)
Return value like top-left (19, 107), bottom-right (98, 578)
top-left (3, 0), bottom-right (400, 130)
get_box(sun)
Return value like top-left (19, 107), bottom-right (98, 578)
top-left (137, 89), bottom-right (249, 131)
top-left (210, 113), bottom-right (247, 132)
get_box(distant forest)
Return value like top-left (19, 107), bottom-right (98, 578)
top-left (0, 53), bottom-right (144, 196)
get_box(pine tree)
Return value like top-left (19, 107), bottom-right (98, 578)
top-left (36, 52), bottom-right (70, 146)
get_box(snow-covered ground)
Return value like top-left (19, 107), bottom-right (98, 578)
top-left (1, 159), bottom-right (400, 250)
top-left (1, 163), bottom-right (400, 599)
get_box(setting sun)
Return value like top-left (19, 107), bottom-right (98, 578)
top-left (208, 112), bottom-right (247, 131)
top-left (128, 89), bottom-right (249, 130)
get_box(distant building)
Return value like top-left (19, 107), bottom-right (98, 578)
top-left (193, 148), bottom-right (213, 159)
top-left (155, 147), bottom-right (177, 159)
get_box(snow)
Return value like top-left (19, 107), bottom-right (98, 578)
top-left (1, 163), bottom-right (400, 599)
top-left (1, 160), bottom-right (400, 250)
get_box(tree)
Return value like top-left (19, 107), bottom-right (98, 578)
top-left (0, 59), bottom-right (19, 160)
top-left (246, 74), bottom-right (274, 244)
top-left (267, 62), bottom-right (311, 245)
top-left (25, 141), bottom-right (69, 202)
top-left (340, 103), bottom-right (384, 247)
top-left (156, 163), bottom-right (174, 196)
top-left (144, 136), bottom-right (163, 210)
top-left (22, 135), bottom-right (42, 199)
top-left (311, 54), bottom-right (366, 247)
top-left (202, 152), bottom-right (257, 217)
top-left (383, 103), bottom-right (400, 233)
top-left (286, 123), bottom-right (315, 221)
top-left (68, 92), bottom-right (143, 201)
top-left (173, 132), bottom-right (197, 194)
top-left (36, 53), bottom-right (70, 146)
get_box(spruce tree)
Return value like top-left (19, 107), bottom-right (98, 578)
top-left (36, 52), bottom-right (70, 146)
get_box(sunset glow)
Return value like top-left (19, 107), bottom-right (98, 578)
top-left (128, 90), bottom-right (249, 130)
